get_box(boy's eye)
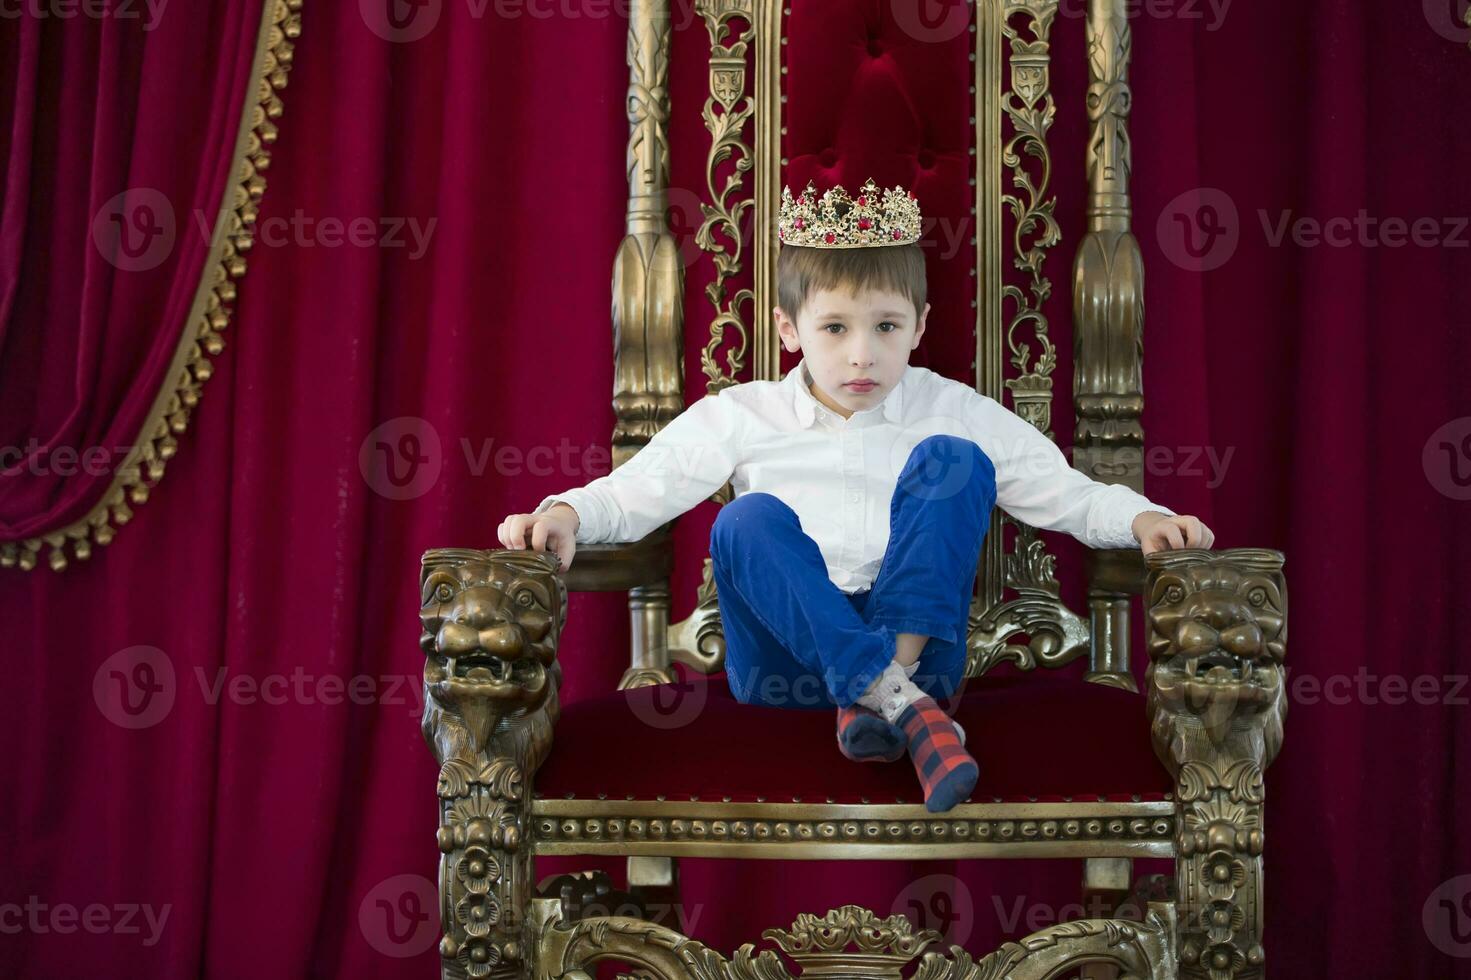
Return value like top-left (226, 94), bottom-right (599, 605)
top-left (823, 323), bottom-right (845, 334)
top-left (877, 321), bottom-right (898, 333)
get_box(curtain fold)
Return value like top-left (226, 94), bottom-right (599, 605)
top-left (0, 0), bottom-right (297, 571)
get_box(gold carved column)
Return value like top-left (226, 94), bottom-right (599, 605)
top-left (1073, 0), bottom-right (1146, 689)
top-left (613, 0), bottom-right (684, 688)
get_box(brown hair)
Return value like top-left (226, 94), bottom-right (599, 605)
top-left (776, 243), bottom-right (927, 325)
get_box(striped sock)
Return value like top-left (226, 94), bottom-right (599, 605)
top-left (835, 703), bottom-right (907, 762)
top-left (896, 696), bottom-right (979, 813)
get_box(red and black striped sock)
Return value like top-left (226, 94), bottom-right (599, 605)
top-left (835, 703), bottom-right (906, 763)
top-left (896, 696), bottom-right (979, 813)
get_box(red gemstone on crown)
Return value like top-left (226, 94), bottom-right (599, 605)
top-left (795, 218), bottom-right (805, 230)
top-left (858, 218), bottom-right (873, 230)
top-left (857, 196), bottom-right (868, 206)
top-left (891, 229), bottom-right (902, 240)
top-left (824, 232), bottom-right (836, 244)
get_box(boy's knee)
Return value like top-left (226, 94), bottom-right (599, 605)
top-left (709, 492), bottom-right (797, 558)
top-left (899, 435), bottom-right (997, 506)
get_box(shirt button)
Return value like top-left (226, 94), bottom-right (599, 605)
top-left (848, 492), bottom-right (860, 503)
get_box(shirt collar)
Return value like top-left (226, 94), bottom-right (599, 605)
top-left (789, 358), bottom-right (906, 429)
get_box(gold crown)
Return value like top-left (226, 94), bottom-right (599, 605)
top-left (778, 177), bottom-right (922, 248)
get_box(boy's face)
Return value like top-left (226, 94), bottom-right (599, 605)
top-left (773, 286), bottom-right (930, 419)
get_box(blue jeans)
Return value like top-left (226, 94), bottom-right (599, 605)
top-left (709, 435), bottom-right (997, 710)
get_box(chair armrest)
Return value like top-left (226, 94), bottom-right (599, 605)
top-left (1144, 546), bottom-right (1287, 977)
top-left (563, 524), bottom-right (674, 592)
top-left (419, 547), bottom-right (565, 974)
top-left (1087, 547), bottom-right (1147, 594)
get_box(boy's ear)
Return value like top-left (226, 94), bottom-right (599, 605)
top-left (774, 305), bottom-right (801, 353)
top-left (911, 302), bottom-right (931, 349)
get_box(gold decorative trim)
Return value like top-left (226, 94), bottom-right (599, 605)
top-left (694, 0), bottom-right (758, 393)
top-left (666, 557), bottom-right (724, 674)
top-left (966, 523), bottom-right (1089, 676)
top-left (1, 0), bottom-right (305, 573)
top-left (1000, 0), bottom-right (1062, 439)
top-left (529, 798), bottom-right (1176, 859)
top-left (969, 0), bottom-right (1085, 680)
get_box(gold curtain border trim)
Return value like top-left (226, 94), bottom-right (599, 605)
top-left (1, 0), bottom-right (305, 573)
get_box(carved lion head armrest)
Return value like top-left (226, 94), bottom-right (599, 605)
top-left (1145, 547), bottom-right (1288, 776)
top-left (418, 547), bottom-right (568, 976)
top-left (1145, 546), bottom-right (1287, 980)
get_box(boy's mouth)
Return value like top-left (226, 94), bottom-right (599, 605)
top-left (843, 379), bottom-right (878, 393)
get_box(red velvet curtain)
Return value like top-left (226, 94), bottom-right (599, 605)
top-left (0, 2), bottom-right (265, 543)
top-left (1, 1), bottom-right (1468, 977)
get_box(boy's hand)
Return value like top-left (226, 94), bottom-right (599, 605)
top-left (1132, 511), bottom-right (1214, 555)
top-left (497, 503), bottom-right (580, 572)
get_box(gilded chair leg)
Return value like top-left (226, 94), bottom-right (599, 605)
top-left (1079, 858), bottom-right (1133, 980)
top-left (620, 581), bottom-right (679, 690)
top-left (627, 855), bottom-right (683, 932)
top-left (538, 870), bottom-right (649, 921)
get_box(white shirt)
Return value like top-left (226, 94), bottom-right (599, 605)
top-left (534, 360), bottom-right (1176, 593)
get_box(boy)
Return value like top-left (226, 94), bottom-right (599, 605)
top-left (497, 178), bottom-right (1213, 813)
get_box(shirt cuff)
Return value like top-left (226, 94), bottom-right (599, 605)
top-left (533, 492), bottom-right (595, 542)
top-left (1099, 492), bottom-right (1177, 549)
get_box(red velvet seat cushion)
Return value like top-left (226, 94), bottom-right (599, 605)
top-left (536, 671), bottom-right (1173, 805)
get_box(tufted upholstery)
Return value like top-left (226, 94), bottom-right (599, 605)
top-left (781, 0), bottom-right (978, 382)
top-left (536, 670), bottom-right (1172, 805)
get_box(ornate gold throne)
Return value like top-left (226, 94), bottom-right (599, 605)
top-left (417, 2), bottom-right (1289, 978)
